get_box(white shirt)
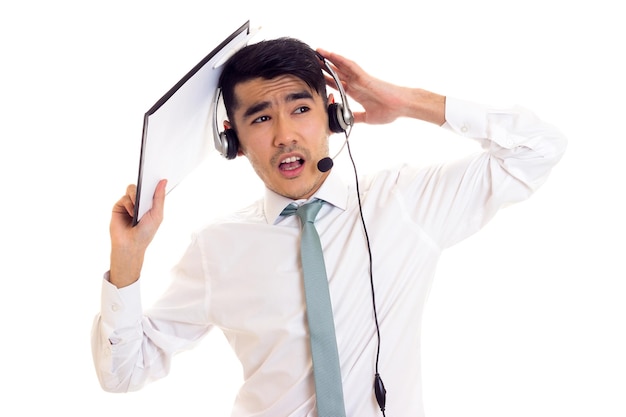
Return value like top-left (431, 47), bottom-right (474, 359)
top-left (92, 97), bottom-right (567, 417)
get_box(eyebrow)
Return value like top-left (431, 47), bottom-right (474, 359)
top-left (242, 90), bottom-right (315, 120)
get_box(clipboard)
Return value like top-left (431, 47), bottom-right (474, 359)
top-left (133, 21), bottom-right (259, 225)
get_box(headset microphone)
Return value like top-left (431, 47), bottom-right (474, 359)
top-left (317, 157), bottom-right (334, 173)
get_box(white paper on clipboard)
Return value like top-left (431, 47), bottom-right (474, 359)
top-left (133, 21), bottom-right (259, 225)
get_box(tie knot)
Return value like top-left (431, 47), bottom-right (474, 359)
top-left (281, 199), bottom-right (324, 224)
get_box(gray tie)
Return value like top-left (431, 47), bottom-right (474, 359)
top-left (282, 199), bottom-right (347, 417)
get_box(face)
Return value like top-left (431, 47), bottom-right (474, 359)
top-left (229, 75), bottom-right (331, 200)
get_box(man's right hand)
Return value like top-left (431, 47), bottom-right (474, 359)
top-left (109, 179), bottom-right (167, 288)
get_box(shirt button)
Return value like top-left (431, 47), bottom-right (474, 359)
top-left (461, 125), bottom-right (469, 133)
top-left (111, 303), bottom-right (122, 312)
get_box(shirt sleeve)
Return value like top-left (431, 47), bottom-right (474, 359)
top-left (91, 234), bottom-right (213, 393)
top-left (399, 97), bottom-right (567, 248)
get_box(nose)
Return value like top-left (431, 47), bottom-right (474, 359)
top-left (272, 116), bottom-right (297, 148)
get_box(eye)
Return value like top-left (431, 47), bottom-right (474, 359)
top-left (294, 106), bottom-right (310, 114)
top-left (252, 115), bottom-right (270, 124)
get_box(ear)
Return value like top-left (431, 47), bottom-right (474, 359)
top-left (328, 93), bottom-right (335, 104)
top-left (224, 121), bottom-right (245, 157)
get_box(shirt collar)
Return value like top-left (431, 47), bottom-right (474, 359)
top-left (264, 168), bottom-right (348, 224)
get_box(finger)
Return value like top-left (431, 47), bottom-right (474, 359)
top-left (317, 48), bottom-right (345, 77)
top-left (316, 47), bottom-right (330, 57)
top-left (317, 49), bottom-right (351, 70)
top-left (126, 184), bottom-right (137, 205)
top-left (316, 48), bottom-right (333, 66)
top-left (112, 193), bottom-right (135, 218)
top-left (323, 74), bottom-right (337, 90)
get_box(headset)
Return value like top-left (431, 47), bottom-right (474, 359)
top-left (212, 51), bottom-right (388, 415)
top-left (212, 53), bottom-right (354, 160)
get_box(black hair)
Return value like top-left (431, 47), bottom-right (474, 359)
top-left (218, 37), bottom-right (328, 129)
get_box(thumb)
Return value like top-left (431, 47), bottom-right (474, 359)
top-left (135, 179), bottom-right (168, 242)
top-left (150, 179), bottom-right (168, 223)
top-left (352, 111), bottom-right (367, 124)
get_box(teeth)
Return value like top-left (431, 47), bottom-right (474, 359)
top-left (280, 156), bottom-right (301, 164)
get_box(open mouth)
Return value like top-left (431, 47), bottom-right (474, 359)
top-left (279, 155), bottom-right (304, 172)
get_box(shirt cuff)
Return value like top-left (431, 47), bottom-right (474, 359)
top-left (100, 272), bottom-right (143, 333)
top-left (443, 97), bottom-right (531, 149)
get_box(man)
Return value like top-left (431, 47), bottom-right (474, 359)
top-left (92, 37), bottom-right (567, 416)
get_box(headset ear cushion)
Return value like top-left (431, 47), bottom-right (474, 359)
top-left (328, 102), bottom-right (347, 133)
top-left (221, 129), bottom-right (239, 160)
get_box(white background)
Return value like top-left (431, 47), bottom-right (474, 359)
top-left (1, 1), bottom-right (624, 416)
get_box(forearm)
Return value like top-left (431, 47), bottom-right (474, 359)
top-left (109, 246), bottom-right (145, 288)
top-left (352, 80), bottom-right (446, 126)
top-left (401, 88), bottom-right (446, 126)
